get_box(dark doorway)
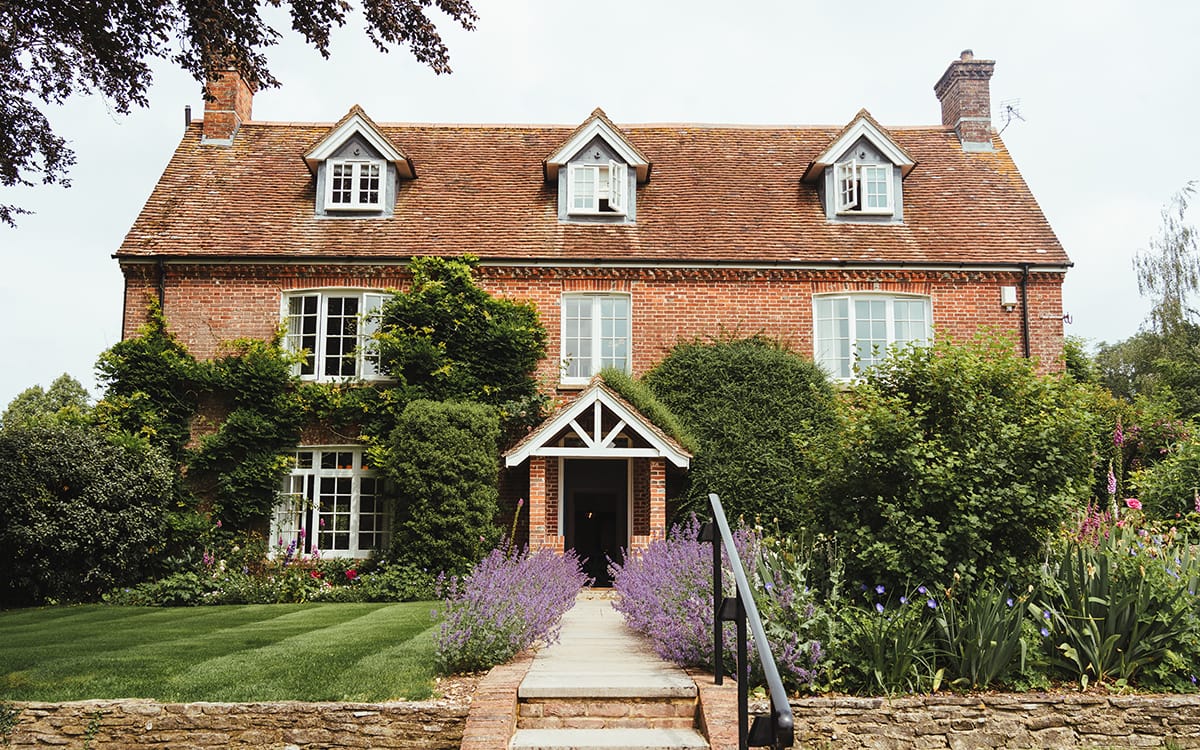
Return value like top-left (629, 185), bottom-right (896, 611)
top-left (563, 459), bottom-right (627, 587)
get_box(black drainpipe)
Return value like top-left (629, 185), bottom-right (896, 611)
top-left (156, 258), bottom-right (166, 310)
top-left (1022, 262), bottom-right (1032, 357)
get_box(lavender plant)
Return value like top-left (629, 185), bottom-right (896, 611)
top-left (611, 516), bottom-right (826, 691)
top-left (434, 547), bottom-right (588, 674)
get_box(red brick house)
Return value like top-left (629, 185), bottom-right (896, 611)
top-left (115, 51), bottom-right (1070, 574)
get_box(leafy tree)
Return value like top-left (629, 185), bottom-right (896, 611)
top-left (0, 422), bottom-right (175, 605)
top-left (0, 0), bottom-right (477, 225)
top-left (642, 336), bottom-right (838, 526)
top-left (1095, 323), bottom-right (1200, 420)
top-left (382, 399), bottom-right (501, 575)
top-left (0, 373), bottom-right (91, 429)
top-left (1134, 182), bottom-right (1199, 336)
top-left (803, 334), bottom-right (1103, 590)
top-left (376, 256), bottom-right (547, 408)
top-left (1061, 335), bottom-right (1098, 385)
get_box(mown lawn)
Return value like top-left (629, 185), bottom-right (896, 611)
top-left (0, 602), bottom-right (439, 702)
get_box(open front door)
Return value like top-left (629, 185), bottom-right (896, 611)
top-left (563, 459), bottom-right (627, 586)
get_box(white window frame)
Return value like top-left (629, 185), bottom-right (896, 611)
top-left (567, 161), bottom-right (628, 216)
top-left (283, 290), bottom-right (390, 382)
top-left (834, 159), bottom-right (894, 215)
top-left (560, 293), bottom-right (632, 386)
top-left (813, 294), bottom-right (931, 379)
top-left (272, 447), bottom-right (390, 559)
top-left (325, 159), bottom-right (385, 211)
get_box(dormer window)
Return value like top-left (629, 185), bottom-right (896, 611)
top-left (304, 105), bottom-right (415, 218)
top-left (327, 159), bottom-right (383, 210)
top-left (835, 160), bottom-right (894, 215)
top-left (802, 110), bottom-right (915, 224)
top-left (568, 161), bottom-right (628, 215)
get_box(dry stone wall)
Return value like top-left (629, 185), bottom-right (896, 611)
top-left (7, 699), bottom-right (466, 749)
top-left (785, 693), bottom-right (1200, 749)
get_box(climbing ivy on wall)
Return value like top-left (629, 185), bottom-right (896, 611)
top-left (96, 258), bottom-right (550, 538)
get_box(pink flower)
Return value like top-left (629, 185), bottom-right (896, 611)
top-left (1107, 467), bottom-right (1117, 497)
top-left (310, 570), bottom-right (322, 579)
top-left (345, 569), bottom-right (358, 580)
top-left (215, 519), bottom-right (222, 528)
top-left (1113, 419), bottom-right (1124, 447)
top-left (1124, 498), bottom-right (1142, 510)
top-left (517, 498), bottom-right (525, 508)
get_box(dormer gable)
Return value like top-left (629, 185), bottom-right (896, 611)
top-left (544, 108), bottom-right (651, 183)
top-left (304, 106), bottom-right (414, 217)
top-left (544, 109), bottom-right (650, 225)
top-left (803, 110), bottom-right (916, 223)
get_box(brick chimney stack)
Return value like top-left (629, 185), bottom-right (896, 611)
top-left (202, 68), bottom-right (255, 144)
top-left (934, 49), bottom-right (995, 152)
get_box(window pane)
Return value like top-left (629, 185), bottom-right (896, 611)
top-left (330, 163), bottom-right (353, 204)
top-left (572, 167), bottom-right (596, 211)
top-left (286, 296), bottom-right (318, 376)
top-left (815, 298), bottom-right (851, 378)
top-left (854, 299), bottom-right (889, 370)
top-left (599, 296), bottom-right (630, 372)
top-left (563, 297), bottom-right (593, 378)
top-left (862, 165), bottom-right (890, 209)
top-left (324, 297), bottom-right (360, 377)
top-left (893, 299), bottom-right (930, 346)
top-left (358, 163), bottom-right (381, 205)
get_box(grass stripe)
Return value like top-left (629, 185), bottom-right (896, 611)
top-left (0, 603), bottom-right (438, 702)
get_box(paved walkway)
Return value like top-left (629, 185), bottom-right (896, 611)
top-left (519, 595), bottom-right (697, 699)
top-left (510, 594), bottom-right (710, 749)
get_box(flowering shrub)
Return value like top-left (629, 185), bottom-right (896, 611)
top-left (1034, 521), bottom-right (1200, 690)
top-left (106, 530), bottom-right (435, 606)
top-left (434, 547), bottom-right (588, 674)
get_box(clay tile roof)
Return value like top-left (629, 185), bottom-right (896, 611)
top-left (117, 115), bottom-right (1069, 268)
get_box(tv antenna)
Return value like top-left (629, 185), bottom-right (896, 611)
top-left (998, 99), bottom-right (1025, 134)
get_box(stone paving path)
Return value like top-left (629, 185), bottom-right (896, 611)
top-left (509, 595), bottom-right (710, 750)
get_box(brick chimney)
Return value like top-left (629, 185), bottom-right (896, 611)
top-left (934, 49), bottom-right (995, 152)
top-left (202, 68), bottom-right (254, 144)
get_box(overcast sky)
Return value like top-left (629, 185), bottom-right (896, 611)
top-left (1, 0), bottom-right (1197, 408)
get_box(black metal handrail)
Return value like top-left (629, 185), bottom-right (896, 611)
top-left (699, 492), bottom-right (794, 750)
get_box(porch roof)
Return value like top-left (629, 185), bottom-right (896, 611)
top-left (504, 380), bottom-right (692, 469)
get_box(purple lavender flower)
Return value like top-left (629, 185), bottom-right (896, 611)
top-left (875, 602), bottom-right (884, 613)
top-left (875, 584), bottom-right (885, 595)
top-left (1041, 627), bottom-right (1050, 638)
top-left (926, 598), bottom-right (937, 609)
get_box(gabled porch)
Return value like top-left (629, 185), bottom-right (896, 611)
top-left (503, 381), bottom-right (691, 585)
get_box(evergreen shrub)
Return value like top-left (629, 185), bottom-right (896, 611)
top-left (381, 399), bottom-right (502, 575)
top-left (0, 423), bottom-right (175, 605)
top-left (642, 336), bottom-right (837, 526)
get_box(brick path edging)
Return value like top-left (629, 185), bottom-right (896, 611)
top-left (459, 651), bottom-right (535, 750)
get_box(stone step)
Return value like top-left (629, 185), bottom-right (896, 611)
top-left (509, 727), bottom-right (710, 750)
top-left (517, 696), bottom-right (697, 730)
top-left (518, 672), bottom-right (697, 700)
